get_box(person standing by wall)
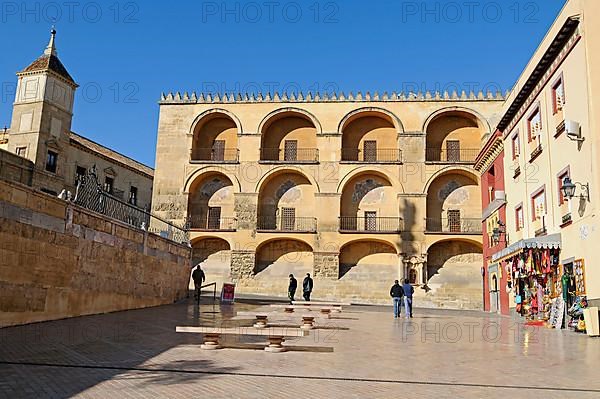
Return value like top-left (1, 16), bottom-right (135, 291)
top-left (402, 278), bottom-right (414, 318)
top-left (390, 280), bottom-right (404, 318)
top-left (303, 273), bottom-right (314, 301)
top-left (288, 274), bottom-right (298, 304)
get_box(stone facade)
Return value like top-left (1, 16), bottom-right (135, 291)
top-left (0, 178), bottom-right (191, 328)
top-left (153, 86), bottom-right (504, 308)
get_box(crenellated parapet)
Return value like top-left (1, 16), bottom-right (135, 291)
top-left (159, 90), bottom-right (508, 104)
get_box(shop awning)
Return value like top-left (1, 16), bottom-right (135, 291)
top-left (491, 233), bottom-right (561, 263)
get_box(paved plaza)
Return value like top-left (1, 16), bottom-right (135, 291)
top-left (1, 296), bottom-right (599, 398)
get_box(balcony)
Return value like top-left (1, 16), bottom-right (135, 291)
top-left (257, 216), bottom-right (317, 233)
top-left (259, 148), bottom-right (319, 164)
top-left (339, 216), bottom-right (403, 233)
top-left (341, 148), bottom-right (402, 163)
top-left (425, 148), bottom-right (479, 164)
top-left (190, 148), bottom-right (239, 163)
top-left (529, 143), bottom-right (543, 162)
top-left (185, 216), bottom-right (237, 231)
top-left (425, 218), bottom-right (482, 234)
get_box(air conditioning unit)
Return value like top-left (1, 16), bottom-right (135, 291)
top-left (494, 191), bottom-right (506, 201)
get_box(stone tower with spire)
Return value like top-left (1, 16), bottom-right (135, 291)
top-left (7, 28), bottom-right (78, 194)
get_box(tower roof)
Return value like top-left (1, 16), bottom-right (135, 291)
top-left (19, 28), bottom-right (76, 85)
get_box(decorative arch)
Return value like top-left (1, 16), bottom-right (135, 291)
top-left (339, 238), bottom-right (399, 254)
top-left (426, 237), bottom-right (483, 252)
top-left (257, 107), bottom-right (322, 135)
top-left (338, 107), bottom-right (405, 134)
top-left (337, 166), bottom-right (404, 194)
top-left (184, 167), bottom-right (242, 194)
top-left (255, 237), bottom-right (315, 253)
top-left (421, 166), bottom-right (479, 195)
top-left (191, 235), bottom-right (233, 250)
top-left (189, 108), bottom-right (243, 136)
top-left (254, 165), bottom-right (321, 193)
top-left (422, 106), bottom-right (491, 134)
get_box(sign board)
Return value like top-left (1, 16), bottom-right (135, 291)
top-left (549, 296), bottom-right (565, 329)
top-left (220, 283), bottom-right (236, 303)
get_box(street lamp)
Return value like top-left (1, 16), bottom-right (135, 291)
top-left (561, 176), bottom-right (590, 202)
top-left (491, 220), bottom-right (507, 246)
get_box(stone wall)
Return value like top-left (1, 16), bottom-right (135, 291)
top-left (0, 148), bottom-right (34, 187)
top-left (0, 178), bottom-right (191, 328)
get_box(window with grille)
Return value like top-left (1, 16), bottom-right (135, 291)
top-left (552, 77), bottom-right (565, 114)
top-left (364, 211), bottom-right (377, 231)
top-left (363, 141), bottom-right (377, 162)
top-left (447, 210), bottom-right (461, 232)
top-left (446, 140), bottom-right (460, 162)
top-left (284, 140), bottom-right (298, 162)
top-left (212, 140), bottom-right (225, 161)
top-left (207, 207), bottom-right (222, 229)
top-left (281, 207), bottom-right (296, 230)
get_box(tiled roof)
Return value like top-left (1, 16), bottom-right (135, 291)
top-left (70, 133), bottom-right (154, 178)
top-left (20, 53), bottom-right (76, 84)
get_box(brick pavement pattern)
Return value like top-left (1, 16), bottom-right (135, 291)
top-left (1, 297), bottom-right (600, 398)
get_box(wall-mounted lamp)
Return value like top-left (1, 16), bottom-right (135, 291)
top-left (565, 120), bottom-right (584, 143)
top-left (562, 176), bottom-right (590, 202)
top-left (491, 220), bottom-right (508, 245)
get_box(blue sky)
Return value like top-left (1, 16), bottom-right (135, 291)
top-left (0, 0), bottom-right (566, 167)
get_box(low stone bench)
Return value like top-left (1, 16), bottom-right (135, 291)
top-left (292, 301), bottom-right (351, 306)
top-left (270, 304), bottom-right (339, 315)
top-left (236, 311), bottom-right (322, 330)
top-left (176, 326), bottom-right (309, 352)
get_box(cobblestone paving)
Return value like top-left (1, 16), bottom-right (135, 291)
top-left (1, 296), bottom-right (599, 398)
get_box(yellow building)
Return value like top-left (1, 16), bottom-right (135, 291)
top-left (492, 0), bottom-right (600, 309)
top-left (152, 92), bottom-right (503, 306)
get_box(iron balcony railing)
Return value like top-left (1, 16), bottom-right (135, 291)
top-left (190, 148), bottom-right (239, 163)
top-left (259, 148), bottom-right (319, 163)
top-left (425, 218), bottom-right (482, 234)
top-left (185, 215), bottom-right (237, 231)
top-left (74, 168), bottom-right (189, 244)
top-left (257, 216), bottom-right (318, 233)
top-left (425, 148), bottom-right (479, 163)
top-left (341, 148), bottom-right (402, 163)
top-left (339, 216), bottom-right (403, 233)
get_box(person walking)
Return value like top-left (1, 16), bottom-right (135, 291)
top-left (390, 280), bottom-right (404, 318)
top-left (303, 273), bottom-right (314, 301)
top-left (402, 278), bottom-right (414, 318)
top-left (288, 274), bottom-right (298, 304)
top-left (192, 265), bottom-right (206, 300)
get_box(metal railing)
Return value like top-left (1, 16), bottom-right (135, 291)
top-left (425, 218), bottom-right (482, 234)
top-left (190, 148), bottom-right (239, 162)
top-left (339, 216), bottom-right (403, 233)
top-left (259, 148), bottom-right (319, 163)
top-left (256, 216), bottom-right (318, 232)
top-left (74, 169), bottom-right (189, 244)
top-left (341, 148), bottom-right (402, 163)
top-left (425, 148), bottom-right (479, 163)
top-left (185, 215), bottom-right (237, 231)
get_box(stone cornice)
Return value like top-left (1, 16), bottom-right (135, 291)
top-left (159, 90), bottom-right (506, 105)
top-left (474, 137), bottom-right (504, 173)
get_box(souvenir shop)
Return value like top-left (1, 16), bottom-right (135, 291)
top-left (492, 234), bottom-right (588, 332)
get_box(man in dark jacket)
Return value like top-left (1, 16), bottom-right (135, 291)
top-left (288, 274), bottom-right (298, 304)
top-left (402, 278), bottom-right (414, 318)
top-left (303, 273), bottom-right (314, 301)
top-left (192, 265), bottom-right (206, 299)
top-left (390, 280), bottom-right (404, 318)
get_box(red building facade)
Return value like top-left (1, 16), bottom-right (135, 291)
top-left (475, 131), bottom-right (510, 315)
